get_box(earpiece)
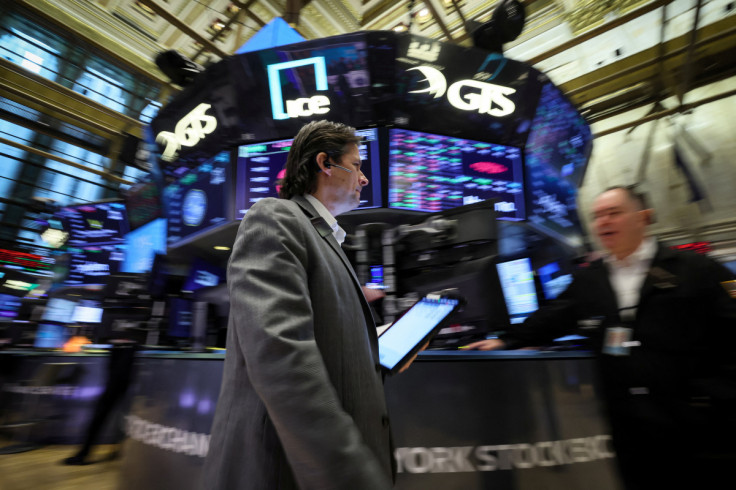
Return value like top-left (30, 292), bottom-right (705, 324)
top-left (324, 162), bottom-right (353, 173)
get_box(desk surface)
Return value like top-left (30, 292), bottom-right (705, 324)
top-left (132, 348), bottom-right (594, 361)
top-left (2, 347), bottom-right (595, 361)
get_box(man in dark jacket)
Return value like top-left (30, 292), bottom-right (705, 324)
top-left (466, 186), bottom-right (736, 489)
top-left (201, 121), bottom-right (393, 490)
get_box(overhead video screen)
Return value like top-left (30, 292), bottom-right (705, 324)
top-left (387, 128), bottom-right (524, 219)
top-left (234, 128), bottom-right (381, 219)
top-left (526, 82), bottom-right (592, 187)
top-left (64, 244), bottom-right (125, 286)
top-left (165, 151), bottom-right (231, 247)
top-left (524, 82), bottom-right (592, 248)
top-left (125, 179), bottom-right (162, 231)
top-left (57, 201), bottom-right (128, 247)
top-left (234, 139), bottom-right (290, 220)
top-left (122, 217), bottom-right (167, 274)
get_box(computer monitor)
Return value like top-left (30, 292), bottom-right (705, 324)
top-left (387, 128), bottom-right (525, 220)
top-left (366, 265), bottom-right (385, 290)
top-left (165, 151), bottom-right (231, 247)
top-left (394, 202), bottom-right (504, 340)
top-left (495, 257), bottom-right (539, 325)
top-left (121, 217), bottom-right (167, 273)
top-left (168, 298), bottom-right (192, 338)
top-left (536, 261), bottom-right (573, 300)
top-left (191, 283), bottom-right (231, 348)
top-left (0, 293), bottom-right (22, 320)
top-left (234, 128), bottom-right (382, 219)
top-left (34, 323), bottom-right (68, 349)
top-left (398, 254), bottom-right (510, 345)
top-left (41, 298), bottom-right (77, 323)
top-left (148, 253), bottom-right (169, 298)
top-left (103, 272), bottom-right (148, 298)
top-left (182, 257), bottom-right (226, 293)
top-left (70, 300), bottom-right (104, 324)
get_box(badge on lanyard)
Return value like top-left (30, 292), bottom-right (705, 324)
top-left (602, 326), bottom-right (633, 356)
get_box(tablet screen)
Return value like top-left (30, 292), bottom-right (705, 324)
top-left (378, 296), bottom-right (460, 371)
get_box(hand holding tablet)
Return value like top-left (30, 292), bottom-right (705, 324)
top-left (378, 292), bottom-right (464, 374)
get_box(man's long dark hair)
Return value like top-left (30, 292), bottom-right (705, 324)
top-left (279, 120), bottom-right (360, 199)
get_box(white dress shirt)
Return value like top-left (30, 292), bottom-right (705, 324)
top-left (604, 237), bottom-right (657, 320)
top-left (303, 194), bottom-right (346, 245)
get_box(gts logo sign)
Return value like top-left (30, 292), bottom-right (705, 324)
top-left (407, 66), bottom-right (517, 117)
top-left (267, 57), bottom-right (331, 120)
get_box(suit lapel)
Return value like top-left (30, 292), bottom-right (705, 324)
top-left (292, 196), bottom-right (364, 289)
top-left (591, 259), bottom-right (622, 322)
top-left (638, 244), bottom-right (677, 304)
top-left (291, 197), bottom-right (377, 341)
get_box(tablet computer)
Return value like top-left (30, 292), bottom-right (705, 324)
top-left (378, 292), bottom-right (463, 374)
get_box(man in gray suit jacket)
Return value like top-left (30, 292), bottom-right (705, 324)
top-left (202, 121), bottom-right (394, 489)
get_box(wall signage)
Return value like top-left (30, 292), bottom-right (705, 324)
top-left (407, 66), bottom-right (517, 117)
top-left (406, 41), bottom-right (441, 62)
top-left (394, 435), bottom-right (614, 474)
top-left (267, 57), bottom-right (330, 120)
top-left (156, 103), bottom-right (218, 162)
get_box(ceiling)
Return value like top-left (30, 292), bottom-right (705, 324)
top-left (17, 0), bottom-right (736, 130)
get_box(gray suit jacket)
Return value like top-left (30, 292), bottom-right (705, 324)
top-left (201, 196), bottom-right (393, 489)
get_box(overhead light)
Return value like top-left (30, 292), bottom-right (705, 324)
top-left (214, 246), bottom-right (231, 251)
top-left (416, 8), bottom-right (431, 23)
top-left (135, 1), bottom-right (156, 16)
top-left (393, 23), bottom-right (408, 32)
top-left (211, 19), bottom-right (227, 33)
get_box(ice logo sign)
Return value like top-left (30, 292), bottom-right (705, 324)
top-left (267, 57), bottom-right (330, 120)
top-left (407, 66), bottom-right (517, 117)
top-left (156, 103), bottom-right (218, 162)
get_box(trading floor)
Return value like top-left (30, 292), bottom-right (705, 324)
top-left (2, 2), bottom-right (736, 490)
top-left (0, 438), bottom-right (120, 490)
